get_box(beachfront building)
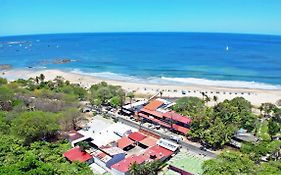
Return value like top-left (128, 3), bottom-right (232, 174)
top-left (138, 98), bottom-right (192, 135)
top-left (120, 100), bottom-right (148, 116)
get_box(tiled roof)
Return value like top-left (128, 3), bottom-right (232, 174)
top-left (140, 108), bottom-right (163, 118)
top-left (63, 146), bottom-right (92, 163)
top-left (139, 137), bottom-right (157, 147)
top-left (163, 111), bottom-right (192, 124)
top-left (142, 145), bottom-right (173, 160)
top-left (144, 100), bottom-right (164, 111)
top-left (139, 112), bottom-right (171, 128)
top-left (172, 124), bottom-right (190, 134)
top-left (117, 137), bottom-right (134, 149)
top-left (111, 155), bottom-right (145, 173)
top-left (128, 132), bottom-right (147, 142)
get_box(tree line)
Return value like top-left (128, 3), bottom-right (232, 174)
top-left (172, 96), bottom-right (281, 174)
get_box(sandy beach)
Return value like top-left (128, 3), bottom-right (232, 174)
top-left (2, 69), bottom-right (281, 107)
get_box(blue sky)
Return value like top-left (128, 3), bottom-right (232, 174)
top-left (1, 0), bottom-right (281, 36)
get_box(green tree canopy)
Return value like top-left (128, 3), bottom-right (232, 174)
top-left (173, 97), bottom-right (206, 116)
top-left (203, 151), bottom-right (257, 175)
top-left (11, 111), bottom-right (59, 144)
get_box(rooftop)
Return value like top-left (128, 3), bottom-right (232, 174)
top-left (67, 130), bottom-right (84, 142)
top-left (128, 132), bottom-right (147, 142)
top-left (163, 111), bottom-right (192, 124)
top-left (102, 147), bottom-right (125, 156)
top-left (91, 123), bottom-right (136, 147)
top-left (139, 137), bottom-right (158, 147)
top-left (172, 124), bottom-right (190, 134)
top-left (111, 154), bottom-right (145, 173)
top-left (157, 138), bottom-right (180, 152)
top-left (63, 146), bottom-right (92, 163)
top-left (168, 150), bottom-right (208, 175)
top-left (141, 145), bottom-right (173, 160)
top-left (141, 108), bottom-right (164, 118)
top-left (117, 137), bottom-right (134, 149)
top-left (122, 100), bottom-right (148, 110)
top-left (144, 100), bottom-right (164, 111)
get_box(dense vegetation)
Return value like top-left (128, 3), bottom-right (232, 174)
top-left (89, 81), bottom-right (126, 107)
top-left (174, 96), bottom-right (257, 148)
top-left (173, 96), bottom-right (281, 174)
top-left (0, 76), bottom-right (93, 174)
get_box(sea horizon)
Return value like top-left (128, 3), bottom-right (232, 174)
top-left (1, 32), bottom-right (281, 90)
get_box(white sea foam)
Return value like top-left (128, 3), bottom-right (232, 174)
top-left (69, 69), bottom-right (281, 90)
top-left (161, 77), bottom-right (281, 90)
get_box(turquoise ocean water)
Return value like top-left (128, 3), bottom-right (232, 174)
top-left (1, 32), bottom-right (281, 89)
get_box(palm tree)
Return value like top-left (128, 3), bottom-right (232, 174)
top-left (204, 95), bottom-right (210, 105)
top-left (213, 95), bottom-right (218, 104)
top-left (129, 162), bottom-right (140, 175)
top-left (276, 99), bottom-right (281, 107)
top-left (201, 92), bottom-right (206, 100)
top-left (127, 92), bottom-right (135, 105)
top-left (77, 141), bottom-right (90, 152)
top-left (35, 76), bottom-right (40, 84)
top-left (159, 91), bottom-right (163, 97)
top-left (39, 73), bottom-right (45, 82)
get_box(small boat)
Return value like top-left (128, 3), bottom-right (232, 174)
top-left (226, 46), bottom-right (229, 51)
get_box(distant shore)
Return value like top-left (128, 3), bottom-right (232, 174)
top-left (2, 68), bottom-right (281, 106)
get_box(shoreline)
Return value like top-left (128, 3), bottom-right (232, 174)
top-left (2, 68), bottom-right (281, 106)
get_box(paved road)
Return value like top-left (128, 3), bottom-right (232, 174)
top-left (109, 112), bottom-right (217, 158)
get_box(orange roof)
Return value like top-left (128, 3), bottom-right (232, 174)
top-left (128, 132), bottom-right (147, 142)
top-left (139, 137), bottom-right (157, 147)
top-left (144, 100), bottom-right (164, 111)
top-left (172, 124), bottom-right (190, 134)
top-left (117, 137), bottom-right (134, 149)
top-left (140, 108), bottom-right (163, 118)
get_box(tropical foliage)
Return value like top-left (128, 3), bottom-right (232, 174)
top-left (180, 97), bottom-right (257, 148)
top-left (89, 81), bottom-right (125, 107)
top-left (0, 76), bottom-right (93, 174)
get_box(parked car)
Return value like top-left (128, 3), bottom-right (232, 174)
top-left (170, 135), bottom-right (182, 143)
top-left (155, 125), bottom-right (161, 130)
top-left (199, 146), bottom-right (207, 151)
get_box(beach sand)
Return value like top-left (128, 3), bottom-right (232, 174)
top-left (2, 69), bottom-right (281, 107)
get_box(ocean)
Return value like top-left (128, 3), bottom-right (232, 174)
top-left (1, 32), bottom-right (281, 89)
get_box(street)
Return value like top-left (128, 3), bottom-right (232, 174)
top-left (109, 112), bottom-right (217, 158)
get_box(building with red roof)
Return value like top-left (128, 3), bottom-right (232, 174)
top-left (63, 146), bottom-right (93, 163)
top-left (117, 137), bottom-right (135, 150)
top-left (138, 99), bottom-right (192, 135)
top-left (163, 111), bottom-right (192, 125)
top-left (172, 124), bottom-right (190, 135)
top-left (143, 100), bottom-right (164, 111)
top-left (92, 147), bottom-right (126, 170)
top-left (111, 155), bottom-right (145, 175)
top-left (141, 145), bottom-right (173, 161)
top-left (128, 132), bottom-right (146, 142)
top-left (139, 137), bottom-right (157, 148)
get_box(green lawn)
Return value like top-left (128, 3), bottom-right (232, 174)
top-left (167, 150), bottom-right (207, 175)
